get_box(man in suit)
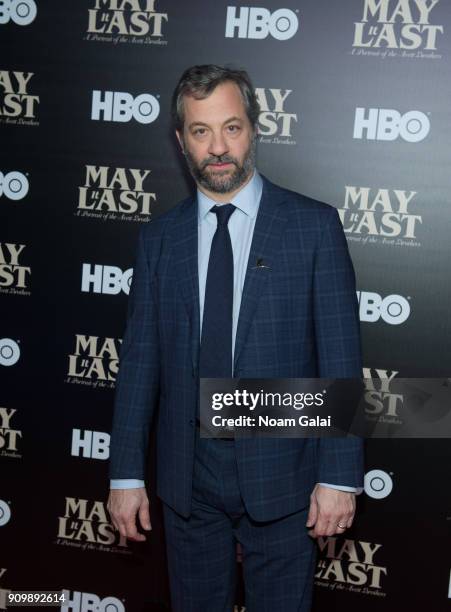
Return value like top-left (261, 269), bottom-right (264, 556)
top-left (107, 65), bottom-right (364, 611)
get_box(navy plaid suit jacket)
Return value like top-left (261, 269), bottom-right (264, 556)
top-left (109, 175), bottom-right (364, 521)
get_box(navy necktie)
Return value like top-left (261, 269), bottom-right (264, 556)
top-left (199, 203), bottom-right (236, 379)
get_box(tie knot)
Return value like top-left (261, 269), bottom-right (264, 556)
top-left (212, 203), bottom-right (236, 227)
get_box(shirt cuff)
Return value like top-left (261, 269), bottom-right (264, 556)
top-left (110, 479), bottom-right (145, 489)
top-left (318, 482), bottom-right (363, 495)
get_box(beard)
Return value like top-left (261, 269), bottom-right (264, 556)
top-left (183, 134), bottom-right (256, 194)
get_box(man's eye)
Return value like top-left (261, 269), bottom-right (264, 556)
top-left (227, 125), bottom-right (240, 133)
top-left (194, 128), bottom-right (206, 136)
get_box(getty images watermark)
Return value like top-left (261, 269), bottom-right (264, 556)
top-left (198, 378), bottom-right (451, 438)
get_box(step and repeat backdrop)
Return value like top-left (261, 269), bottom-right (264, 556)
top-left (1, 1), bottom-right (451, 611)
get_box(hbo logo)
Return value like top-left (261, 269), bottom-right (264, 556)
top-left (353, 107), bottom-right (430, 142)
top-left (0, 171), bottom-right (29, 200)
top-left (225, 6), bottom-right (299, 40)
top-left (357, 291), bottom-right (410, 325)
top-left (0, 0), bottom-right (36, 25)
top-left (91, 90), bottom-right (160, 124)
top-left (364, 469), bottom-right (393, 499)
top-left (0, 499), bottom-right (11, 526)
top-left (61, 591), bottom-right (124, 612)
top-left (0, 338), bottom-right (20, 366)
top-left (81, 264), bottom-right (133, 295)
top-left (71, 429), bottom-right (110, 460)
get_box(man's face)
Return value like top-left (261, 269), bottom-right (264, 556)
top-left (176, 81), bottom-right (256, 197)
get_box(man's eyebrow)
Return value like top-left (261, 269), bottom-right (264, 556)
top-left (223, 116), bottom-right (243, 125)
top-left (188, 121), bottom-right (209, 129)
top-left (187, 117), bottom-right (244, 130)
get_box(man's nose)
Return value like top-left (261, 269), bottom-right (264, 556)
top-left (208, 132), bottom-right (228, 157)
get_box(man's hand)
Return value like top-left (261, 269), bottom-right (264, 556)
top-left (306, 484), bottom-right (356, 538)
top-left (107, 487), bottom-right (151, 542)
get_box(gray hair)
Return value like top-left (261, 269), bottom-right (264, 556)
top-left (171, 64), bottom-right (260, 132)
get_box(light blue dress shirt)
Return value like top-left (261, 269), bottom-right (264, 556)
top-left (111, 171), bottom-right (361, 494)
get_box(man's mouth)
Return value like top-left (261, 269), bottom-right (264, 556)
top-left (207, 162), bottom-right (233, 169)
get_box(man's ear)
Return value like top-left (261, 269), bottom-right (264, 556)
top-left (175, 130), bottom-right (185, 154)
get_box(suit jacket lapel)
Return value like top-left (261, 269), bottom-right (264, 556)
top-left (172, 177), bottom-right (290, 375)
top-left (172, 195), bottom-right (200, 373)
top-left (233, 176), bottom-right (289, 372)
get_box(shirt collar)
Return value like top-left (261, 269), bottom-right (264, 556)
top-left (197, 170), bottom-right (262, 221)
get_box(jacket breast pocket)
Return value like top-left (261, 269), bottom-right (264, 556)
top-left (264, 270), bottom-right (308, 298)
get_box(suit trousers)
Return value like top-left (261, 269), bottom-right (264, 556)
top-left (162, 431), bottom-right (318, 612)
